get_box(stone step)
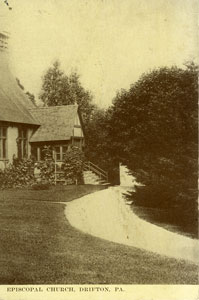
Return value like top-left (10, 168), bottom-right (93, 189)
top-left (83, 170), bottom-right (108, 185)
top-left (83, 175), bottom-right (99, 179)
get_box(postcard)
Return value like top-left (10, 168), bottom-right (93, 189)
top-left (0, 0), bottom-right (198, 299)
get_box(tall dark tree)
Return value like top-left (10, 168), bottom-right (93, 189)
top-left (107, 63), bottom-right (198, 233)
top-left (110, 64), bottom-right (197, 181)
top-left (86, 63), bottom-right (197, 233)
top-left (39, 61), bottom-right (95, 123)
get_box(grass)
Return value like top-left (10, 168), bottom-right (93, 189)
top-left (0, 185), bottom-right (198, 284)
top-left (0, 184), bottom-right (106, 202)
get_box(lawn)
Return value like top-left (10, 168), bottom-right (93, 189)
top-left (0, 185), bottom-right (198, 284)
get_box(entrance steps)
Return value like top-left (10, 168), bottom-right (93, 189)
top-left (83, 161), bottom-right (109, 185)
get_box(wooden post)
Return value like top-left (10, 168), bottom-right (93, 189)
top-left (54, 153), bottom-right (57, 185)
top-left (37, 147), bottom-right (40, 161)
top-left (60, 146), bottom-right (63, 161)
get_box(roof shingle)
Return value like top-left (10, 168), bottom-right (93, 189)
top-left (0, 33), bottom-right (39, 125)
top-left (29, 105), bottom-right (78, 142)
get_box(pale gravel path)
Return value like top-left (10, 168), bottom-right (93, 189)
top-left (65, 186), bottom-right (199, 264)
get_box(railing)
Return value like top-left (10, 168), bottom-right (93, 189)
top-left (84, 161), bottom-right (108, 181)
top-left (34, 160), bottom-right (108, 185)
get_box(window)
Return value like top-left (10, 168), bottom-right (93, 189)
top-left (62, 145), bottom-right (68, 160)
top-left (17, 128), bottom-right (27, 159)
top-left (34, 145), bottom-right (69, 161)
top-left (0, 127), bottom-right (7, 159)
top-left (54, 146), bottom-right (61, 161)
top-left (31, 145), bottom-right (37, 161)
top-left (73, 138), bottom-right (81, 148)
top-left (54, 145), bottom-right (69, 161)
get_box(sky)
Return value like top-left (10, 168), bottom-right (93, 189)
top-left (0, 0), bottom-right (198, 107)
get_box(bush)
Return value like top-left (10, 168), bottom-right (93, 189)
top-left (0, 146), bottom-right (86, 189)
top-left (133, 184), bottom-right (177, 209)
top-left (62, 146), bottom-right (85, 184)
top-left (0, 158), bottom-right (35, 189)
top-left (36, 146), bottom-right (56, 184)
top-left (36, 146), bottom-right (85, 185)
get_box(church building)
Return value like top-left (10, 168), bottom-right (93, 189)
top-left (0, 32), bottom-right (84, 169)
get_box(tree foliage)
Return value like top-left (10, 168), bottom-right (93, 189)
top-left (85, 107), bottom-right (119, 183)
top-left (39, 61), bottom-right (95, 123)
top-left (0, 158), bottom-right (35, 189)
top-left (108, 63), bottom-right (198, 231)
top-left (110, 64), bottom-right (197, 183)
top-left (86, 63), bottom-right (198, 232)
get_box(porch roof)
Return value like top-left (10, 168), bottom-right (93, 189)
top-left (29, 105), bottom-right (78, 142)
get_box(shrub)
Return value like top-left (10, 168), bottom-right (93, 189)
top-left (132, 184), bottom-right (176, 209)
top-left (0, 158), bottom-right (35, 189)
top-left (36, 146), bottom-right (56, 184)
top-left (0, 146), bottom-right (86, 189)
top-left (62, 146), bottom-right (85, 184)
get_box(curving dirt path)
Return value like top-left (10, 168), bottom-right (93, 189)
top-left (65, 186), bottom-right (199, 264)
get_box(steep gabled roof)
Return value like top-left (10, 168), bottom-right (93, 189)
top-left (0, 33), bottom-right (39, 125)
top-left (0, 76), bottom-right (39, 125)
top-left (29, 105), bottom-right (79, 142)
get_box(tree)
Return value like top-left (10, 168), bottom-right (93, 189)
top-left (110, 64), bottom-right (197, 180)
top-left (84, 107), bottom-right (120, 184)
top-left (107, 64), bottom-right (198, 232)
top-left (39, 61), bottom-right (95, 123)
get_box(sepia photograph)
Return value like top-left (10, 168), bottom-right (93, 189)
top-left (0, 0), bottom-right (198, 299)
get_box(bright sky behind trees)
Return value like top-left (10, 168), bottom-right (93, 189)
top-left (0, 0), bottom-right (198, 107)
